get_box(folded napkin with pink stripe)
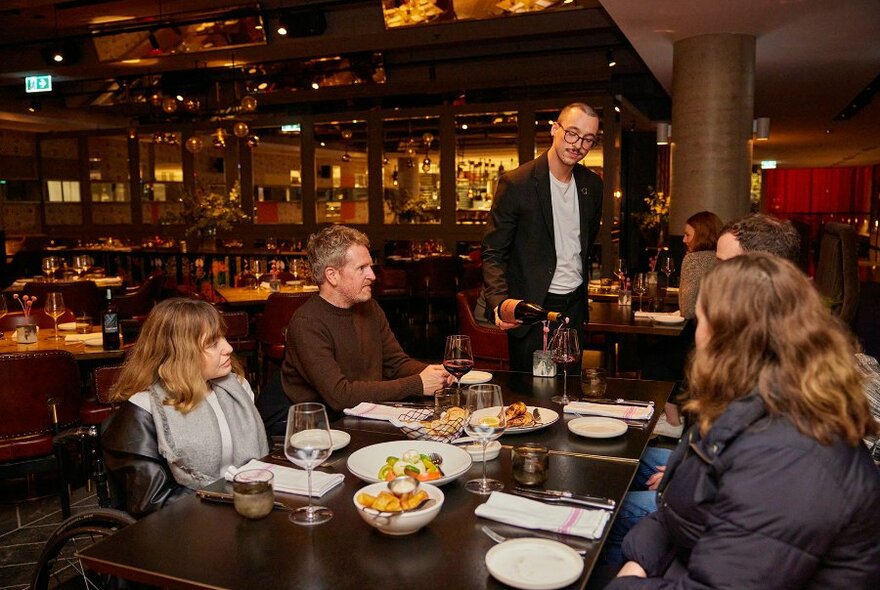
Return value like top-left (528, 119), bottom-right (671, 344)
top-left (343, 402), bottom-right (431, 422)
top-left (563, 401), bottom-right (654, 421)
top-left (475, 492), bottom-right (609, 540)
top-left (224, 460), bottom-right (343, 498)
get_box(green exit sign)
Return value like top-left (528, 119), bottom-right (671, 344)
top-left (25, 75), bottom-right (52, 93)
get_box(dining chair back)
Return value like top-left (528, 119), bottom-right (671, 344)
top-left (0, 351), bottom-right (82, 515)
top-left (0, 309), bottom-right (75, 330)
top-left (114, 272), bottom-right (165, 320)
top-left (255, 292), bottom-right (312, 385)
top-left (79, 364), bottom-right (124, 426)
top-left (456, 288), bottom-right (509, 370)
top-left (814, 222), bottom-right (860, 326)
top-left (409, 256), bottom-right (459, 331)
top-left (22, 280), bottom-right (102, 321)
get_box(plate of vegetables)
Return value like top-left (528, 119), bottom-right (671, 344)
top-left (346, 440), bottom-right (472, 486)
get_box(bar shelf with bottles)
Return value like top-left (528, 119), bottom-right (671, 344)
top-left (455, 158), bottom-right (505, 224)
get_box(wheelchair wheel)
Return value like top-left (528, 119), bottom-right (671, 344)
top-left (31, 508), bottom-right (135, 590)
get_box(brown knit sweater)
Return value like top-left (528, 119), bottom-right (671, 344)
top-left (678, 250), bottom-right (716, 319)
top-left (280, 295), bottom-right (426, 411)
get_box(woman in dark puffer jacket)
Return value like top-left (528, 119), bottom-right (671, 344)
top-left (608, 253), bottom-right (880, 589)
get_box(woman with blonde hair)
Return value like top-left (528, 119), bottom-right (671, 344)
top-left (102, 298), bottom-right (268, 517)
top-left (610, 253), bottom-right (880, 589)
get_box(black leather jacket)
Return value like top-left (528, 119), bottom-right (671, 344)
top-left (102, 401), bottom-right (193, 519)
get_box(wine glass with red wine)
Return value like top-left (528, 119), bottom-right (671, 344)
top-left (443, 335), bottom-right (474, 391)
top-left (550, 327), bottom-right (580, 405)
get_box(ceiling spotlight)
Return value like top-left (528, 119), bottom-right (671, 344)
top-left (27, 100), bottom-right (41, 113)
top-left (311, 81), bottom-right (320, 90)
top-left (277, 25), bottom-right (288, 36)
top-left (41, 40), bottom-right (81, 66)
top-left (656, 122), bottom-right (671, 145)
top-left (606, 49), bottom-right (617, 68)
top-left (753, 117), bottom-right (771, 141)
top-left (52, 51), bottom-right (64, 63)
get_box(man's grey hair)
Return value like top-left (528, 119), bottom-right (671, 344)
top-left (307, 225), bottom-right (370, 285)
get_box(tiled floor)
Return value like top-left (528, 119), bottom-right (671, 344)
top-left (0, 481), bottom-right (98, 590)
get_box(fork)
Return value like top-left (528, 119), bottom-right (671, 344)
top-left (481, 526), bottom-right (587, 556)
top-left (574, 413), bottom-right (647, 429)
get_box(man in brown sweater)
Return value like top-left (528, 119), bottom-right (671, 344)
top-left (281, 225), bottom-right (449, 413)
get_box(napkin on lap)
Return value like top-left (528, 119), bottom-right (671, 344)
top-left (343, 402), bottom-right (430, 422)
top-left (563, 402), bottom-right (654, 421)
top-left (225, 460), bottom-right (343, 498)
top-left (475, 492), bottom-right (609, 540)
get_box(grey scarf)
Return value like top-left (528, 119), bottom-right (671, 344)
top-left (149, 374), bottom-right (269, 489)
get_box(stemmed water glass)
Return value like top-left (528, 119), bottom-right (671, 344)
top-left (633, 273), bottom-right (648, 311)
top-left (284, 402), bottom-right (333, 525)
top-left (44, 292), bottom-right (66, 341)
top-left (443, 334), bottom-right (474, 390)
top-left (463, 384), bottom-right (506, 494)
top-left (550, 327), bottom-right (580, 405)
top-left (0, 295), bottom-right (6, 340)
top-left (661, 256), bottom-right (676, 289)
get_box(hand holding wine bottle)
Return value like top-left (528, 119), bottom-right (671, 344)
top-left (497, 299), bottom-right (565, 326)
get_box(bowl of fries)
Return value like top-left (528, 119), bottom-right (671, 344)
top-left (353, 481), bottom-right (444, 535)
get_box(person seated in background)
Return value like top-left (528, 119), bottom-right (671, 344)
top-left (608, 254), bottom-right (880, 589)
top-left (281, 225), bottom-right (449, 416)
top-left (102, 298), bottom-right (269, 518)
top-left (715, 212), bottom-right (801, 262)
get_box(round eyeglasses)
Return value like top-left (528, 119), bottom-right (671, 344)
top-left (561, 128), bottom-right (599, 149)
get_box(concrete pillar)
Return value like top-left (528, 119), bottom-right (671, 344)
top-left (669, 34), bottom-right (755, 229)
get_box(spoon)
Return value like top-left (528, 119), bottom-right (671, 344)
top-left (361, 497), bottom-right (436, 518)
top-left (387, 475), bottom-right (420, 496)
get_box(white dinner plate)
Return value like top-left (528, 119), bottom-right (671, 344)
top-left (568, 416), bottom-right (628, 438)
top-left (346, 440), bottom-right (472, 486)
top-left (81, 335), bottom-right (105, 347)
top-left (460, 370), bottom-right (493, 385)
top-left (57, 322), bottom-right (77, 331)
top-left (654, 314), bottom-right (686, 325)
top-left (485, 538), bottom-right (584, 590)
top-left (329, 429), bottom-right (351, 451)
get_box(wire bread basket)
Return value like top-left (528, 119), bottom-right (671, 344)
top-left (390, 408), bottom-right (465, 443)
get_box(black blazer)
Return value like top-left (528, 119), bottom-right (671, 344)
top-left (481, 151), bottom-right (603, 334)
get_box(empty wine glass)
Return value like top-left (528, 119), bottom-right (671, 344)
top-left (443, 335), bottom-right (474, 390)
top-left (42, 257), bottom-right (57, 281)
top-left (284, 402), bottom-right (333, 525)
top-left (550, 328), bottom-right (580, 405)
top-left (0, 295), bottom-right (6, 340)
top-left (661, 256), bottom-right (676, 289)
top-left (73, 255), bottom-right (88, 278)
top-left (463, 384), bottom-right (506, 494)
top-left (44, 292), bottom-right (66, 341)
top-left (633, 273), bottom-right (648, 311)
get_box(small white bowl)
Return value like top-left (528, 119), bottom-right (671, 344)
top-left (353, 482), bottom-right (444, 536)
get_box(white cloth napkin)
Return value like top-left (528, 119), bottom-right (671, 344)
top-left (225, 460), bottom-right (344, 498)
top-left (64, 333), bottom-right (102, 344)
top-left (475, 491), bottom-right (609, 540)
top-left (343, 402), bottom-right (431, 422)
top-left (563, 401), bottom-right (654, 421)
top-left (634, 310), bottom-right (682, 320)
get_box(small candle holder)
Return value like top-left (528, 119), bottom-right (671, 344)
top-left (512, 444), bottom-right (549, 487)
top-left (232, 469), bottom-right (275, 520)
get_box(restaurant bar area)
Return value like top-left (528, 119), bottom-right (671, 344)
top-left (1, 1), bottom-right (879, 589)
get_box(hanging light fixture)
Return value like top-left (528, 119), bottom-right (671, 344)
top-left (656, 122), bottom-right (671, 145)
top-left (233, 121), bottom-right (250, 138)
top-left (246, 134), bottom-right (260, 148)
top-left (240, 95), bottom-right (258, 112)
top-left (185, 136), bottom-right (204, 153)
top-left (753, 117), bottom-right (771, 141)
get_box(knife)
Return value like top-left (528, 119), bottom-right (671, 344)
top-left (513, 487), bottom-right (616, 511)
top-left (587, 398), bottom-right (654, 408)
top-left (196, 489), bottom-right (292, 512)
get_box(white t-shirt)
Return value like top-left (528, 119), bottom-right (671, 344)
top-left (548, 173), bottom-right (582, 294)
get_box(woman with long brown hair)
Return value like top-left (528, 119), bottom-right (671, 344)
top-left (102, 298), bottom-right (268, 517)
top-left (610, 253), bottom-right (880, 589)
top-left (678, 210), bottom-right (723, 318)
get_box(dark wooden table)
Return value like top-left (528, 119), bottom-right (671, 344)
top-left (79, 428), bottom-right (639, 590)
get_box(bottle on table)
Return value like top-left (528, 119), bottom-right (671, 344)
top-left (101, 288), bottom-right (121, 350)
top-left (498, 299), bottom-right (563, 324)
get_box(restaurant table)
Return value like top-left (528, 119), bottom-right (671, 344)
top-left (337, 370), bottom-right (671, 463)
top-left (0, 326), bottom-right (128, 362)
top-left (586, 302), bottom-right (688, 375)
top-left (216, 284), bottom-right (318, 307)
top-left (5, 276), bottom-right (124, 292)
top-left (78, 428), bottom-right (640, 590)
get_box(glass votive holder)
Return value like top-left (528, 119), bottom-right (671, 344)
top-left (532, 350), bottom-right (557, 377)
top-left (232, 469), bottom-right (275, 520)
top-left (512, 444), bottom-right (549, 487)
top-left (617, 290), bottom-right (632, 306)
top-left (581, 367), bottom-right (608, 398)
top-left (75, 315), bottom-right (92, 334)
top-left (269, 278), bottom-right (281, 292)
top-left (434, 386), bottom-right (461, 414)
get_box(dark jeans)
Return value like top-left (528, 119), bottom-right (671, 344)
top-left (507, 285), bottom-right (586, 372)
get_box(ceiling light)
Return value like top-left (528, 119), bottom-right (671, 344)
top-left (606, 49), bottom-right (617, 68)
top-left (276, 25), bottom-right (288, 36)
top-left (753, 117), bottom-right (771, 141)
top-left (311, 81), bottom-right (320, 90)
top-left (656, 122), bottom-right (671, 145)
top-left (52, 51), bottom-right (64, 63)
top-left (27, 100), bottom-right (41, 113)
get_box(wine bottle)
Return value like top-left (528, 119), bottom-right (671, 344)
top-left (499, 299), bottom-right (563, 324)
top-left (101, 288), bottom-right (121, 350)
